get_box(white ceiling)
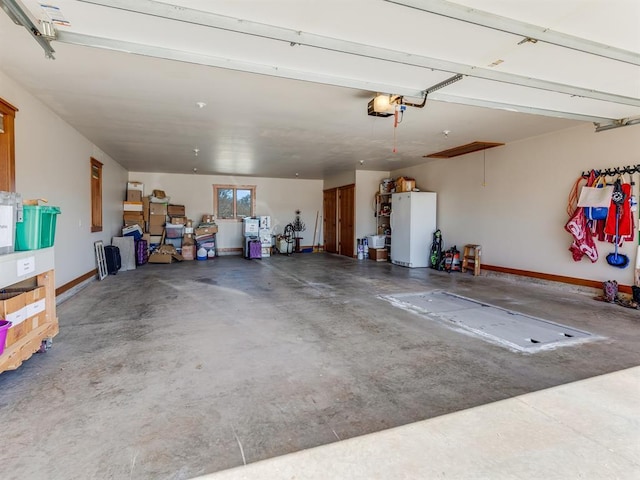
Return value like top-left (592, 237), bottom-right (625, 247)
top-left (1, 0), bottom-right (639, 179)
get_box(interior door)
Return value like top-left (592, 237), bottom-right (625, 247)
top-left (323, 188), bottom-right (337, 253)
top-left (338, 184), bottom-right (355, 258)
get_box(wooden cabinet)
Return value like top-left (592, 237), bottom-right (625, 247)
top-left (0, 248), bottom-right (58, 373)
top-left (375, 192), bottom-right (392, 253)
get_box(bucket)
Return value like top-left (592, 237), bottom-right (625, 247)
top-left (0, 320), bottom-right (12, 356)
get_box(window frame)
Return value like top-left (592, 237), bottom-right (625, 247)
top-left (0, 97), bottom-right (18, 193)
top-left (90, 157), bottom-right (103, 232)
top-left (213, 184), bottom-right (256, 220)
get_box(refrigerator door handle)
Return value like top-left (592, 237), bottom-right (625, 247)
top-left (390, 211), bottom-right (393, 232)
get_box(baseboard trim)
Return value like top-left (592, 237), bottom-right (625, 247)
top-left (216, 248), bottom-right (243, 256)
top-left (56, 269), bottom-right (97, 297)
top-left (481, 264), bottom-right (631, 294)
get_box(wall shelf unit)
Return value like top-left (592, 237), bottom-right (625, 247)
top-left (375, 192), bottom-right (392, 253)
top-left (0, 248), bottom-right (58, 373)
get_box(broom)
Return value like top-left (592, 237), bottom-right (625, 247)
top-left (312, 210), bottom-right (319, 252)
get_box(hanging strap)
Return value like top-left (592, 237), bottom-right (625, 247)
top-left (568, 172), bottom-right (591, 216)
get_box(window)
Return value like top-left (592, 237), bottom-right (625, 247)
top-left (90, 157), bottom-right (103, 232)
top-left (213, 185), bottom-right (256, 219)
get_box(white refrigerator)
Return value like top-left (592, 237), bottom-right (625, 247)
top-left (390, 191), bottom-right (437, 268)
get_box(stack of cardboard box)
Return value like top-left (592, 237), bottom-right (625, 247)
top-left (195, 215), bottom-right (218, 259)
top-left (121, 184), bottom-right (215, 263)
top-left (148, 202), bottom-right (167, 236)
top-left (123, 182), bottom-right (145, 232)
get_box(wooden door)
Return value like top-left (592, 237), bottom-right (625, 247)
top-left (0, 98), bottom-right (18, 192)
top-left (338, 184), bottom-right (355, 258)
top-left (323, 188), bottom-right (337, 253)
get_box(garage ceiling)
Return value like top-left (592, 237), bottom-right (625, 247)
top-left (1, 0), bottom-right (639, 179)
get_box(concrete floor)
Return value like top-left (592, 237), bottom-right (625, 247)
top-left (197, 366), bottom-right (640, 480)
top-left (0, 253), bottom-right (639, 479)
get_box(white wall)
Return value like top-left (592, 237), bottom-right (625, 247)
top-left (128, 172), bottom-right (323, 250)
top-left (355, 170), bottom-right (389, 242)
top-left (323, 171), bottom-right (355, 191)
top-left (1, 70), bottom-right (127, 288)
top-left (392, 123), bottom-right (640, 286)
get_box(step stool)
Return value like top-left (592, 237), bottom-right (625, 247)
top-left (462, 244), bottom-right (481, 276)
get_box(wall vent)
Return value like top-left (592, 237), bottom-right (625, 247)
top-left (424, 141), bottom-right (504, 158)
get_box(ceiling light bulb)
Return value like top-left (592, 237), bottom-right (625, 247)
top-left (196, 101), bottom-right (206, 109)
top-left (193, 148), bottom-right (199, 156)
top-left (442, 130), bottom-right (451, 137)
top-left (373, 94), bottom-right (391, 113)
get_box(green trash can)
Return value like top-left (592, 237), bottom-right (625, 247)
top-left (15, 205), bottom-right (61, 250)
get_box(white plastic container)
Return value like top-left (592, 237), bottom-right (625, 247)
top-left (367, 234), bottom-right (386, 249)
top-left (0, 191), bottom-right (20, 255)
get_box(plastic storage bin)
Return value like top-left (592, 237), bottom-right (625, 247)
top-left (15, 205), bottom-right (61, 251)
top-left (164, 223), bottom-right (183, 238)
top-left (367, 234), bottom-right (386, 249)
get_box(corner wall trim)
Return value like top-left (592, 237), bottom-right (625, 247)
top-left (56, 269), bottom-right (97, 296)
top-left (481, 264), bottom-right (631, 294)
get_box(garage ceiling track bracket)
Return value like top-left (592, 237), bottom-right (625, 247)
top-left (75, 0), bottom-right (640, 108)
top-left (384, 0), bottom-right (640, 66)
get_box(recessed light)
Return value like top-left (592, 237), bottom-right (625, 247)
top-left (196, 101), bottom-right (206, 109)
top-left (193, 148), bottom-right (199, 156)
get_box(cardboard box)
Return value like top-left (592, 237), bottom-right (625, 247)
top-left (148, 224), bottom-right (164, 236)
top-left (142, 197), bottom-right (150, 221)
top-left (182, 235), bottom-right (195, 246)
top-left (148, 244), bottom-right (183, 263)
top-left (181, 245), bottom-right (195, 260)
top-left (3, 287), bottom-right (45, 346)
top-left (149, 203), bottom-right (168, 216)
top-left (369, 248), bottom-right (388, 262)
top-left (396, 176), bottom-right (416, 193)
top-left (170, 216), bottom-right (186, 225)
top-left (0, 291), bottom-right (27, 328)
top-left (152, 189), bottom-right (167, 199)
top-left (123, 213), bottom-right (143, 221)
top-left (123, 201), bottom-right (143, 212)
top-left (127, 181), bottom-right (144, 193)
top-left (167, 204), bottom-right (185, 216)
top-left (148, 252), bottom-right (173, 263)
top-left (126, 190), bottom-right (142, 202)
top-left (195, 225), bottom-right (218, 236)
top-left (149, 214), bottom-right (166, 225)
top-left (202, 214), bottom-right (215, 223)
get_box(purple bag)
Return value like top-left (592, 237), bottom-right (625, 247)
top-left (135, 240), bottom-right (148, 265)
top-left (249, 240), bottom-right (262, 259)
